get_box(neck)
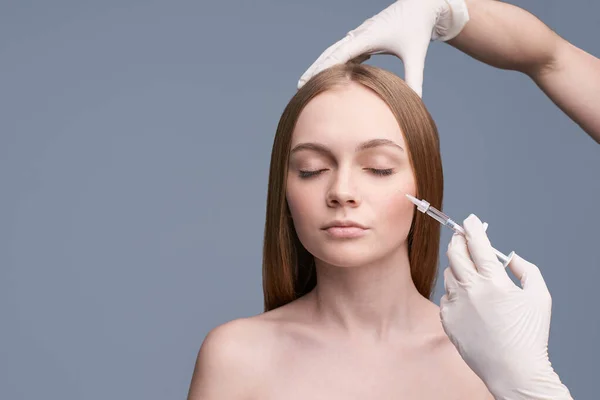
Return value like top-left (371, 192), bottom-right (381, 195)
top-left (305, 244), bottom-right (438, 344)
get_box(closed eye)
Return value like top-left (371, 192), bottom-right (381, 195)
top-left (298, 168), bottom-right (394, 178)
top-left (370, 168), bottom-right (394, 176)
top-left (298, 169), bottom-right (326, 178)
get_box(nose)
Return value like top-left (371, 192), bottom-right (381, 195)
top-left (326, 170), bottom-right (361, 208)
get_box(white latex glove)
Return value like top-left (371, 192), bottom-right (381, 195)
top-left (297, 0), bottom-right (470, 97)
top-left (442, 214), bottom-right (573, 400)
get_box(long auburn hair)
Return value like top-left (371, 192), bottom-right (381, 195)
top-left (262, 62), bottom-right (443, 312)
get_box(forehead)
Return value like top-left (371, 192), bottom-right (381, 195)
top-left (291, 82), bottom-right (406, 149)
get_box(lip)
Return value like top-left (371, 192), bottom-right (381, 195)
top-left (321, 220), bottom-right (369, 239)
top-left (322, 220), bottom-right (368, 230)
top-left (323, 226), bottom-right (369, 239)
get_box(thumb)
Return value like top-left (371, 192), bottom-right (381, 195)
top-left (507, 253), bottom-right (549, 293)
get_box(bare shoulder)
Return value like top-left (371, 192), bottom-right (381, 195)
top-left (414, 302), bottom-right (494, 399)
top-left (187, 316), bottom-right (278, 400)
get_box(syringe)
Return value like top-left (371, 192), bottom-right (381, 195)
top-left (405, 194), bottom-right (515, 268)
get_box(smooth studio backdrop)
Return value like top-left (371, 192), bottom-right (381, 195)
top-left (1, 1), bottom-right (598, 398)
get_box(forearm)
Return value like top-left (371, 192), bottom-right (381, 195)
top-left (532, 39), bottom-right (600, 144)
top-left (447, 0), bottom-right (558, 74)
top-left (447, 0), bottom-right (600, 143)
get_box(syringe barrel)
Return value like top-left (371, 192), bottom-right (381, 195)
top-left (425, 206), bottom-right (450, 226)
top-left (446, 219), bottom-right (465, 235)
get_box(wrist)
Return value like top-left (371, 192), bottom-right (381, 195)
top-left (433, 0), bottom-right (470, 41)
top-left (489, 364), bottom-right (573, 400)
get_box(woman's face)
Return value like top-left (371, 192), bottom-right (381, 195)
top-left (286, 82), bottom-right (417, 268)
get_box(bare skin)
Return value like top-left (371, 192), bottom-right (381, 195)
top-left (450, 0), bottom-right (600, 144)
top-left (188, 291), bottom-right (494, 399)
top-left (188, 83), bottom-right (494, 399)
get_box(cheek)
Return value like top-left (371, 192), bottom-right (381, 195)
top-left (378, 177), bottom-right (416, 233)
top-left (384, 191), bottom-right (414, 223)
top-left (286, 179), bottom-right (313, 221)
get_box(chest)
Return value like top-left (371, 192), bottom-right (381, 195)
top-left (259, 339), bottom-right (492, 400)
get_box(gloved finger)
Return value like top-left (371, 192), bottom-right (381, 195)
top-left (402, 41), bottom-right (429, 98)
top-left (309, 33), bottom-right (375, 79)
top-left (447, 220), bottom-right (489, 277)
top-left (446, 231), bottom-right (477, 284)
top-left (439, 294), bottom-right (457, 340)
top-left (507, 253), bottom-right (550, 294)
top-left (439, 293), bottom-right (450, 323)
top-left (298, 15), bottom-right (387, 90)
top-left (462, 214), bottom-right (504, 277)
top-left (348, 53), bottom-right (371, 64)
top-left (443, 266), bottom-right (459, 300)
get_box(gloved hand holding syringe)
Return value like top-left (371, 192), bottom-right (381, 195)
top-left (405, 194), bottom-right (515, 267)
top-left (404, 193), bottom-right (573, 400)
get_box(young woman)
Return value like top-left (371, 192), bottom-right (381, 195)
top-left (188, 62), bottom-right (494, 399)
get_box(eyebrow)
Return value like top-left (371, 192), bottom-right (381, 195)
top-left (290, 138), bottom-right (404, 158)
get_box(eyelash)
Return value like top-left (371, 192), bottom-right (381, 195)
top-left (298, 168), bottom-right (394, 179)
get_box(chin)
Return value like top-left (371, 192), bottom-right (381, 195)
top-left (311, 244), bottom-right (379, 268)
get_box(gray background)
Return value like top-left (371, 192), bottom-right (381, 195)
top-left (1, 0), bottom-right (598, 398)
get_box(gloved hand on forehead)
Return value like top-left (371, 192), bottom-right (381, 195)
top-left (297, 0), bottom-right (470, 97)
top-left (442, 214), bottom-right (573, 400)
